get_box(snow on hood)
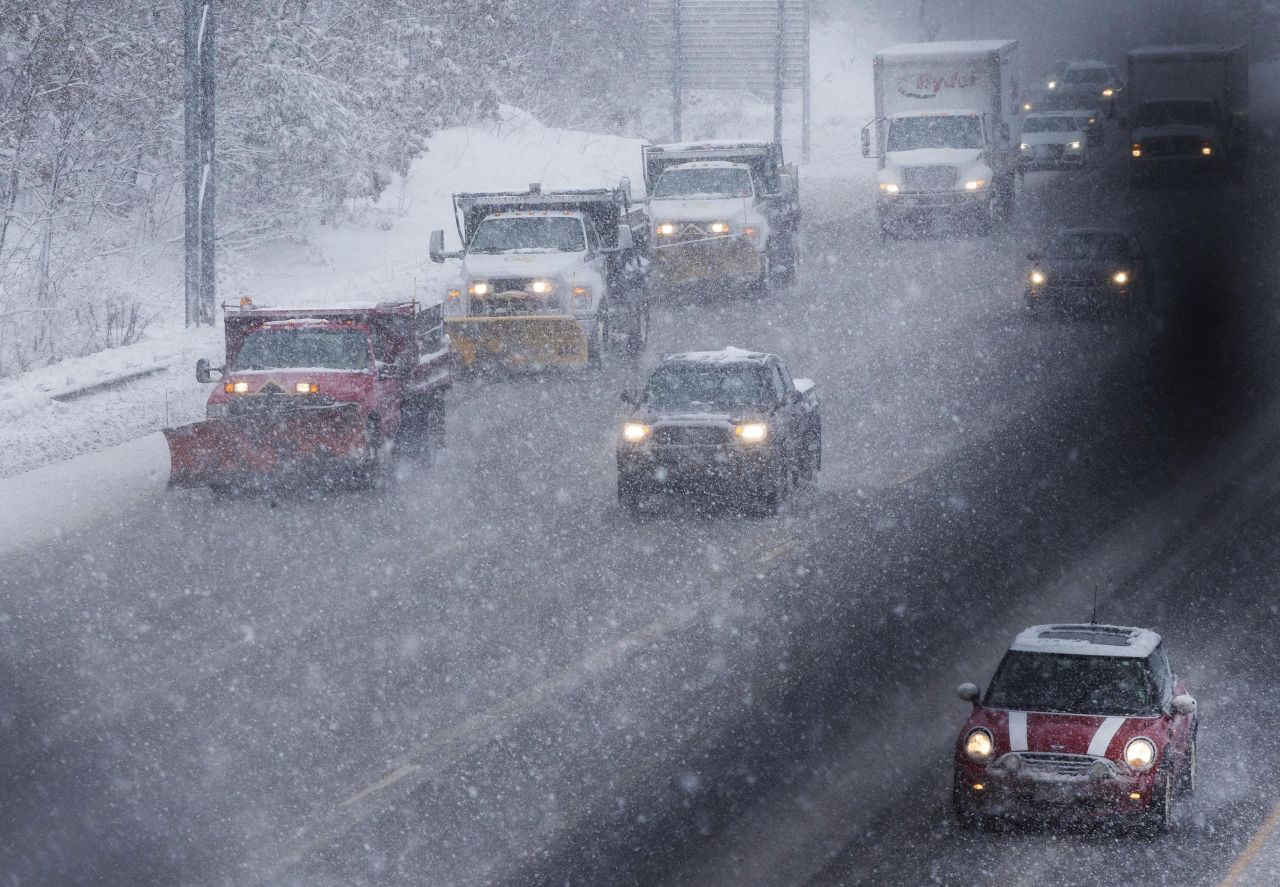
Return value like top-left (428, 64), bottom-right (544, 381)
top-left (647, 196), bottom-right (755, 223)
top-left (884, 148), bottom-right (985, 167)
top-left (463, 251), bottom-right (586, 278)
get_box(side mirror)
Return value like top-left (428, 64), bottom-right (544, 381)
top-left (429, 229), bottom-right (461, 264)
top-left (1172, 694), bottom-right (1197, 716)
top-left (615, 224), bottom-right (635, 252)
top-left (860, 126), bottom-right (872, 159)
top-left (195, 358), bottom-right (222, 384)
top-left (621, 389), bottom-right (638, 406)
top-left (957, 682), bottom-right (981, 704)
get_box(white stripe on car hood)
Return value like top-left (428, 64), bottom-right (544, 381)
top-left (1008, 711), bottom-right (1028, 751)
top-left (1087, 716), bottom-right (1127, 757)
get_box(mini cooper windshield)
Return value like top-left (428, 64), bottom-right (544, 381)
top-left (985, 652), bottom-right (1161, 716)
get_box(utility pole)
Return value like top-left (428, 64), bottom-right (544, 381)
top-left (671, 0), bottom-right (683, 140)
top-left (184, 0), bottom-right (215, 327)
top-left (773, 0), bottom-right (785, 147)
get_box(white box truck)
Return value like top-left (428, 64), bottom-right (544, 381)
top-left (1126, 45), bottom-right (1248, 180)
top-left (861, 40), bottom-right (1021, 236)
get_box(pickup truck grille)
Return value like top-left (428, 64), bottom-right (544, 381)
top-left (653, 425), bottom-right (732, 446)
top-left (902, 165), bottom-right (956, 191)
top-left (1032, 144), bottom-right (1065, 159)
top-left (1141, 136), bottom-right (1202, 157)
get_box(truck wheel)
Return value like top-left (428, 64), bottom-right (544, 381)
top-left (625, 302), bottom-right (650, 356)
top-left (588, 310), bottom-right (609, 366)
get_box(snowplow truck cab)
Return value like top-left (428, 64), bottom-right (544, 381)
top-left (165, 300), bottom-right (450, 488)
top-left (429, 184), bottom-right (647, 369)
top-left (642, 141), bottom-right (800, 293)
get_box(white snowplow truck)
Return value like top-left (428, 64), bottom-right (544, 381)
top-left (1126, 45), bottom-right (1248, 181)
top-left (429, 184), bottom-right (648, 369)
top-left (862, 40), bottom-right (1021, 235)
top-left (642, 141), bottom-right (800, 295)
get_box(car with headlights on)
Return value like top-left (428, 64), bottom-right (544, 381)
top-left (1025, 228), bottom-right (1150, 316)
top-left (1060, 60), bottom-right (1124, 115)
top-left (616, 348), bottom-right (820, 514)
top-left (1018, 112), bottom-right (1091, 171)
top-left (953, 624), bottom-right (1198, 832)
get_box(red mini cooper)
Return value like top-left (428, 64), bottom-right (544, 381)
top-left (952, 624), bottom-right (1198, 831)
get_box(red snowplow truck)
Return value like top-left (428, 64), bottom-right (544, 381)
top-left (165, 300), bottom-right (451, 489)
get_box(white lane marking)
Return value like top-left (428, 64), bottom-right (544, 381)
top-left (340, 764), bottom-right (420, 808)
top-left (1087, 716), bottom-right (1127, 757)
top-left (1008, 711), bottom-right (1028, 751)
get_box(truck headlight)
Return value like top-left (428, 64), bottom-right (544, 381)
top-left (963, 179), bottom-right (987, 191)
top-left (1131, 144), bottom-right (1143, 158)
top-left (224, 380), bottom-right (250, 394)
top-left (1047, 80), bottom-right (1058, 90)
top-left (1020, 143), bottom-right (1030, 151)
top-left (295, 381), bottom-right (318, 394)
top-left (965, 728), bottom-right (994, 762)
top-left (622, 422), bottom-right (649, 442)
top-left (1102, 88), bottom-right (1115, 97)
top-left (1112, 271), bottom-right (1130, 286)
top-left (734, 422), bottom-right (768, 443)
top-left (1124, 737), bottom-right (1156, 771)
top-left (655, 222), bottom-right (677, 237)
top-left (1070, 141), bottom-right (1082, 150)
top-left (572, 285), bottom-right (591, 309)
top-left (708, 221), bottom-right (731, 234)
top-left (527, 279), bottom-right (555, 295)
top-left (879, 182), bottom-right (900, 194)
top-left (1030, 270), bottom-right (1047, 286)
top-left (1201, 144), bottom-right (1213, 157)
top-left (469, 281), bottom-right (491, 296)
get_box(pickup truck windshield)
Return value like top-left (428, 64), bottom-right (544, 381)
top-left (1045, 233), bottom-right (1130, 260)
top-left (1022, 116), bottom-right (1083, 134)
top-left (1135, 100), bottom-right (1215, 128)
top-left (653, 168), bottom-right (753, 199)
top-left (232, 329), bottom-right (370, 371)
top-left (985, 651), bottom-right (1160, 716)
top-left (887, 116), bottom-right (983, 151)
top-left (1064, 67), bottom-right (1109, 84)
top-left (645, 363), bottom-right (770, 408)
top-left (469, 217), bottom-right (585, 254)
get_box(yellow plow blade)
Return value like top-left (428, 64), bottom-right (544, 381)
top-left (446, 315), bottom-right (588, 368)
top-left (653, 238), bottom-right (761, 286)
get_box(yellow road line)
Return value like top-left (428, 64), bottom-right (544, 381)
top-left (757, 539), bottom-right (798, 564)
top-left (1219, 800), bottom-right (1280, 887)
top-left (340, 764), bottom-right (420, 808)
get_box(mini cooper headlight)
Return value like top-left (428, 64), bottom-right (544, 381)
top-left (1124, 737), bottom-right (1156, 771)
top-left (622, 422), bottom-right (650, 442)
top-left (964, 728), bottom-right (994, 762)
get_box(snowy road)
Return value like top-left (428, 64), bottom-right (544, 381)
top-left (3, 148), bottom-right (1278, 887)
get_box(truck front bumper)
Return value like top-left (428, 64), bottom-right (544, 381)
top-left (617, 445), bottom-right (774, 494)
top-left (878, 190), bottom-right (992, 216)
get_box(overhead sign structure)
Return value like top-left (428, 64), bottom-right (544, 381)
top-left (647, 0), bottom-right (811, 160)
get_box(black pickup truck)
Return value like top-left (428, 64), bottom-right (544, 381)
top-left (616, 348), bottom-right (821, 513)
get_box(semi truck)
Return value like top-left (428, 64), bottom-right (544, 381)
top-left (429, 184), bottom-right (648, 369)
top-left (1126, 45), bottom-right (1248, 180)
top-left (642, 141), bottom-right (800, 295)
top-left (166, 300), bottom-right (451, 490)
top-left (862, 40), bottom-right (1021, 235)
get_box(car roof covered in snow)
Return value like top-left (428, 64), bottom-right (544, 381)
top-left (1010, 624), bottom-right (1162, 659)
top-left (1128, 44), bottom-right (1245, 59)
top-left (664, 346), bottom-right (773, 365)
top-left (663, 160), bottom-right (748, 172)
top-left (649, 140), bottom-right (774, 153)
